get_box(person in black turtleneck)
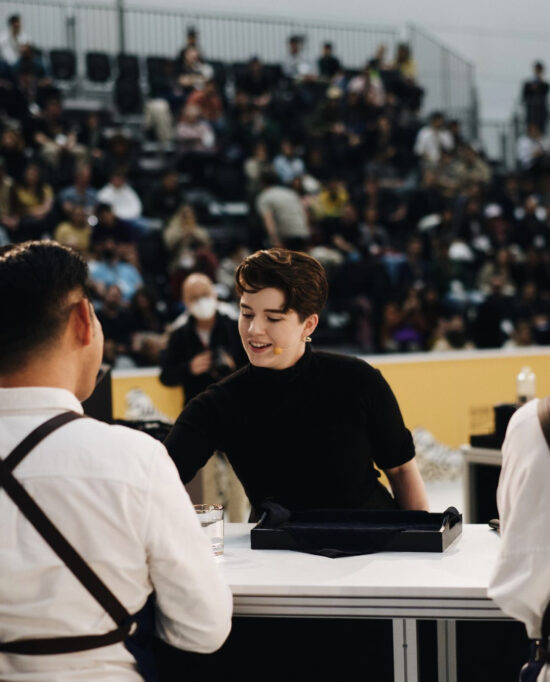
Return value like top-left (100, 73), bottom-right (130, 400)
top-left (164, 248), bottom-right (428, 516)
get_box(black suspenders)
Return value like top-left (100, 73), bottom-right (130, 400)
top-left (0, 411), bottom-right (140, 655)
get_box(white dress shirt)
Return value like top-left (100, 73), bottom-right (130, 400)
top-left (0, 387), bottom-right (232, 681)
top-left (97, 183), bottom-right (143, 221)
top-left (413, 125), bottom-right (454, 163)
top-left (488, 398), bottom-right (550, 681)
top-left (0, 31), bottom-right (30, 65)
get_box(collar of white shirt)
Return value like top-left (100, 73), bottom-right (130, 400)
top-left (0, 386), bottom-right (84, 415)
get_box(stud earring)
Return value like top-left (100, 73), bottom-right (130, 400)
top-left (304, 336), bottom-right (312, 343)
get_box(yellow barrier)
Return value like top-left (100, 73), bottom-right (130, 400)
top-left (112, 347), bottom-right (550, 448)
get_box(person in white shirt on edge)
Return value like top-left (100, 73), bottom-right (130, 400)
top-left (488, 398), bottom-right (550, 682)
top-left (0, 14), bottom-right (30, 66)
top-left (413, 111), bottom-right (454, 166)
top-left (0, 241), bottom-right (232, 681)
top-left (97, 168), bottom-right (143, 223)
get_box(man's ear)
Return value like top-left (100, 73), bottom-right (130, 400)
top-left (72, 299), bottom-right (93, 346)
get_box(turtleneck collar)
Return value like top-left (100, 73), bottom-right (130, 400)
top-left (247, 343), bottom-right (313, 384)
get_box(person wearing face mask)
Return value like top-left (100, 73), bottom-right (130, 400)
top-left (159, 272), bottom-right (246, 403)
top-left (164, 248), bottom-right (428, 518)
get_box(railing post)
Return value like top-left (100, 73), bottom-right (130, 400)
top-left (117, 0), bottom-right (125, 55)
top-left (65, 3), bottom-right (76, 53)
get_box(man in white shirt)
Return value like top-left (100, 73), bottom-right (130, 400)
top-left (488, 398), bottom-right (550, 681)
top-left (0, 14), bottom-right (30, 66)
top-left (98, 169), bottom-right (143, 222)
top-left (413, 111), bottom-right (454, 165)
top-left (0, 241), bottom-right (232, 680)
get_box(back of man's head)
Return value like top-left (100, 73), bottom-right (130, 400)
top-left (0, 241), bottom-right (89, 375)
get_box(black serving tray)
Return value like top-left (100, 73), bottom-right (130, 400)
top-left (250, 508), bottom-right (462, 554)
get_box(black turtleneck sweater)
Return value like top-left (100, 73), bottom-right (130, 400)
top-left (164, 345), bottom-right (415, 511)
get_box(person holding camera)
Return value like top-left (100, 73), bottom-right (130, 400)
top-left (160, 272), bottom-right (246, 403)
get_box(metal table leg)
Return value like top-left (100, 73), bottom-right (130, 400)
top-left (393, 618), bottom-right (418, 682)
top-left (437, 619), bottom-right (457, 682)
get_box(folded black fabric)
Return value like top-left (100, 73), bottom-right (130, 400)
top-left (257, 502), bottom-right (460, 558)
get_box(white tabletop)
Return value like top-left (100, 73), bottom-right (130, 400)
top-left (221, 523), bottom-right (506, 620)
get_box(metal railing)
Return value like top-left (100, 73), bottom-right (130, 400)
top-left (408, 24), bottom-right (477, 141)
top-left (1, 1), bottom-right (479, 154)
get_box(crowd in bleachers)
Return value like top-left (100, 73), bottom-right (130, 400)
top-left (2, 13), bottom-right (550, 366)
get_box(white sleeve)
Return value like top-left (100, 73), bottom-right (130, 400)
top-left (144, 442), bottom-right (233, 653)
top-left (488, 402), bottom-right (550, 638)
top-left (414, 128), bottom-right (427, 156)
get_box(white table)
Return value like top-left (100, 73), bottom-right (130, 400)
top-left (221, 523), bottom-right (507, 682)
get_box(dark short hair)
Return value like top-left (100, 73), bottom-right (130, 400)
top-left (0, 241), bottom-right (90, 373)
top-left (235, 248), bottom-right (328, 321)
top-left (8, 14), bottom-right (20, 26)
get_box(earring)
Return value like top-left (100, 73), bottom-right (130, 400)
top-left (304, 336), bottom-right (312, 343)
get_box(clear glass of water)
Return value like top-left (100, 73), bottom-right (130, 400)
top-left (194, 504), bottom-right (224, 558)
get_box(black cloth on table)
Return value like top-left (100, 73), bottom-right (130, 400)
top-left (164, 344), bottom-right (415, 511)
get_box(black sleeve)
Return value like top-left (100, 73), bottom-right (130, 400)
top-left (163, 388), bottom-right (228, 483)
top-left (357, 361), bottom-right (415, 470)
top-left (159, 328), bottom-right (193, 387)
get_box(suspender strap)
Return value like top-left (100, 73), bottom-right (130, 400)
top-left (537, 396), bottom-right (550, 451)
top-left (0, 411), bottom-right (135, 655)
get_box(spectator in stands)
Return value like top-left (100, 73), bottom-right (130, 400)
top-left (54, 204), bottom-right (92, 254)
top-left (516, 122), bottom-right (550, 175)
top-left (0, 127), bottom-right (26, 181)
top-left (0, 156), bottom-right (17, 237)
top-left (176, 46), bottom-right (214, 92)
top-left (128, 287), bottom-right (169, 366)
top-left (33, 95), bottom-right (85, 171)
top-left (273, 138), bottom-right (305, 185)
top-left (163, 203), bottom-right (212, 275)
top-left (11, 161), bottom-right (54, 241)
top-left (414, 111), bottom-right (454, 166)
top-left (0, 14), bottom-right (30, 66)
top-left (391, 42), bottom-right (424, 112)
top-left (314, 177), bottom-right (350, 223)
top-left (522, 61), bottom-right (549, 133)
top-left (88, 237), bottom-right (144, 303)
top-left (58, 162), bottom-right (98, 217)
top-left (317, 42), bottom-right (341, 80)
top-left (347, 60), bottom-right (386, 108)
top-left (145, 168), bottom-right (182, 220)
top-left (236, 57), bottom-right (272, 109)
top-left (244, 140), bottom-right (271, 200)
top-left (92, 203), bottom-right (135, 248)
top-left (97, 168), bottom-right (143, 223)
top-left (176, 103), bottom-right (216, 154)
top-left (359, 206), bottom-right (390, 257)
top-left (187, 78), bottom-right (224, 129)
top-left (96, 283), bottom-right (136, 367)
top-left (283, 35), bottom-right (316, 80)
top-left (256, 169), bottom-right (311, 250)
top-left (76, 112), bottom-right (104, 164)
top-left (176, 25), bottom-right (202, 63)
top-left (160, 272), bottom-right (246, 402)
top-left (13, 43), bottom-right (49, 85)
top-left (102, 131), bottom-right (139, 181)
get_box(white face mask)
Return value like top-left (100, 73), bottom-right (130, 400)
top-left (190, 296), bottom-right (217, 320)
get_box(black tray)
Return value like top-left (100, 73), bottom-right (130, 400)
top-left (250, 508), bottom-right (462, 553)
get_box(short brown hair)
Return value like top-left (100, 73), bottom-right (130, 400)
top-left (235, 248), bottom-right (328, 321)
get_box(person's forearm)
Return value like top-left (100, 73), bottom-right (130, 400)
top-left (385, 459), bottom-right (429, 511)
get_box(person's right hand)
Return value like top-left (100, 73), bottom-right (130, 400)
top-left (189, 350), bottom-right (212, 375)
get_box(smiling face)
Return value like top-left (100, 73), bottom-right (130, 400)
top-left (238, 287), bottom-right (318, 370)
